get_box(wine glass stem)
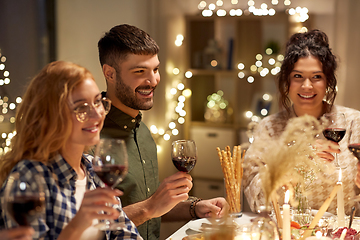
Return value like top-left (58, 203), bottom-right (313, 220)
top-left (335, 153), bottom-right (340, 168)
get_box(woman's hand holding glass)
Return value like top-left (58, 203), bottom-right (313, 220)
top-left (91, 138), bottom-right (128, 230)
top-left (313, 138), bottom-right (341, 162)
top-left (322, 112), bottom-right (346, 168)
top-left (1, 227), bottom-right (34, 240)
top-left (67, 187), bottom-right (123, 232)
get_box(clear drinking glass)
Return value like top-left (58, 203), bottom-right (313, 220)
top-left (92, 138), bottom-right (128, 230)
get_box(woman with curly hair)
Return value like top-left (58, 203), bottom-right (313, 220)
top-left (243, 29), bottom-right (360, 215)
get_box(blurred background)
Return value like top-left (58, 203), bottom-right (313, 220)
top-left (1, 0), bottom-right (360, 238)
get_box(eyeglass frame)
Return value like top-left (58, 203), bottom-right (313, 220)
top-left (73, 97), bottom-right (111, 123)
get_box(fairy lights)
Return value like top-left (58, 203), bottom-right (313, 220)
top-left (0, 50), bottom-right (21, 155)
top-left (198, 0), bottom-right (309, 20)
top-left (150, 36), bottom-right (193, 141)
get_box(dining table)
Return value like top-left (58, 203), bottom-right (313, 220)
top-left (166, 212), bottom-right (258, 240)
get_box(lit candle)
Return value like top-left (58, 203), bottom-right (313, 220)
top-left (337, 169), bottom-right (345, 227)
top-left (283, 190), bottom-right (291, 240)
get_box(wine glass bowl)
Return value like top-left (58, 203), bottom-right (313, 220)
top-left (171, 140), bottom-right (197, 173)
top-left (93, 138), bottom-right (128, 188)
top-left (92, 138), bottom-right (128, 230)
top-left (93, 139), bottom-right (128, 189)
top-left (3, 172), bottom-right (45, 227)
top-left (322, 113), bottom-right (346, 168)
top-left (346, 119), bottom-right (360, 202)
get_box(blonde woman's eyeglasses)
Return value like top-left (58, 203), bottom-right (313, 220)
top-left (73, 97), bottom-right (111, 122)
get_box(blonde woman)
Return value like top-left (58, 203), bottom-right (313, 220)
top-left (0, 61), bottom-right (142, 240)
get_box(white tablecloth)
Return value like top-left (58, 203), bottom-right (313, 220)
top-left (166, 212), bottom-right (258, 240)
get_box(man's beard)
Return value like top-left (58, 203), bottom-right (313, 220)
top-left (114, 75), bottom-right (155, 111)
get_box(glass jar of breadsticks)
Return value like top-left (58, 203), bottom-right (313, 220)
top-left (216, 145), bottom-right (245, 215)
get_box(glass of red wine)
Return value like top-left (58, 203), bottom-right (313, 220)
top-left (347, 120), bottom-right (360, 202)
top-left (171, 140), bottom-right (197, 173)
top-left (92, 138), bottom-right (128, 230)
top-left (2, 172), bottom-right (45, 227)
top-left (322, 112), bottom-right (346, 168)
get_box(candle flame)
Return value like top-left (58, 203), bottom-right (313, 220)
top-left (284, 190), bottom-right (290, 204)
top-left (338, 168), bottom-right (342, 182)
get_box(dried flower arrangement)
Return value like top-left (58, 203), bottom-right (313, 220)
top-left (249, 114), bottom-right (334, 208)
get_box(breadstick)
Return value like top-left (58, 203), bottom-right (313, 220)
top-left (217, 145), bottom-right (246, 213)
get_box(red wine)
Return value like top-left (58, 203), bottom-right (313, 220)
top-left (7, 196), bottom-right (44, 226)
top-left (93, 165), bottom-right (127, 187)
top-left (349, 143), bottom-right (360, 161)
top-left (172, 157), bottom-right (196, 173)
top-left (323, 128), bottom-right (346, 142)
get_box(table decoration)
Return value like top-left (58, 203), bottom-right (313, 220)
top-left (271, 195), bottom-right (283, 228)
top-left (217, 145), bottom-right (244, 214)
top-left (339, 228), bottom-right (348, 240)
top-left (283, 190), bottom-right (291, 240)
top-left (249, 115), bottom-right (331, 214)
top-left (251, 206), bottom-right (280, 240)
top-left (248, 115), bottom-right (338, 240)
top-left (304, 231), bottom-right (332, 240)
top-left (301, 183), bottom-right (342, 239)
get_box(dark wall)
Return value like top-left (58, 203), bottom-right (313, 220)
top-left (0, 0), bottom-right (55, 99)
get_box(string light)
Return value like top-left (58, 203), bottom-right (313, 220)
top-left (153, 4), bottom-right (308, 140)
top-left (198, 0), bottom-right (308, 19)
top-left (0, 50), bottom-right (21, 155)
top-left (149, 36), bottom-right (194, 141)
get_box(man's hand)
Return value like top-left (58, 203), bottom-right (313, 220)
top-left (146, 171), bottom-right (192, 219)
top-left (195, 197), bottom-right (229, 218)
top-left (314, 139), bottom-right (340, 162)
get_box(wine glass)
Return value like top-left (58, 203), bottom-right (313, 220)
top-left (171, 140), bottom-right (197, 173)
top-left (347, 120), bottom-right (360, 202)
top-left (92, 138), bottom-right (128, 230)
top-left (322, 112), bottom-right (346, 168)
top-left (2, 172), bottom-right (45, 227)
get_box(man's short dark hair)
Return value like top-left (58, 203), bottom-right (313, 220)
top-left (98, 24), bottom-right (160, 68)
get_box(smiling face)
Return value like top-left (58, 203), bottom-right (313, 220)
top-left (113, 54), bottom-right (160, 113)
top-left (68, 78), bottom-right (105, 148)
top-left (289, 55), bottom-right (327, 117)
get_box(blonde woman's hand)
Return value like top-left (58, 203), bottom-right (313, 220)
top-left (2, 226), bottom-right (34, 240)
top-left (68, 187), bottom-right (123, 232)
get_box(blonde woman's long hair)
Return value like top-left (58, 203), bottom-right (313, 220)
top-left (0, 61), bottom-right (94, 186)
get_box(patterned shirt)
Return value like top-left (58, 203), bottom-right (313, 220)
top-left (0, 154), bottom-right (143, 240)
top-left (243, 104), bottom-right (360, 215)
top-left (100, 95), bottom-right (160, 240)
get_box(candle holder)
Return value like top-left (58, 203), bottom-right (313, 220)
top-left (251, 206), bottom-right (280, 240)
top-left (203, 217), bottom-right (236, 240)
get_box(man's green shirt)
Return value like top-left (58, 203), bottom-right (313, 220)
top-left (101, 101), bottom-right (160, 240)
